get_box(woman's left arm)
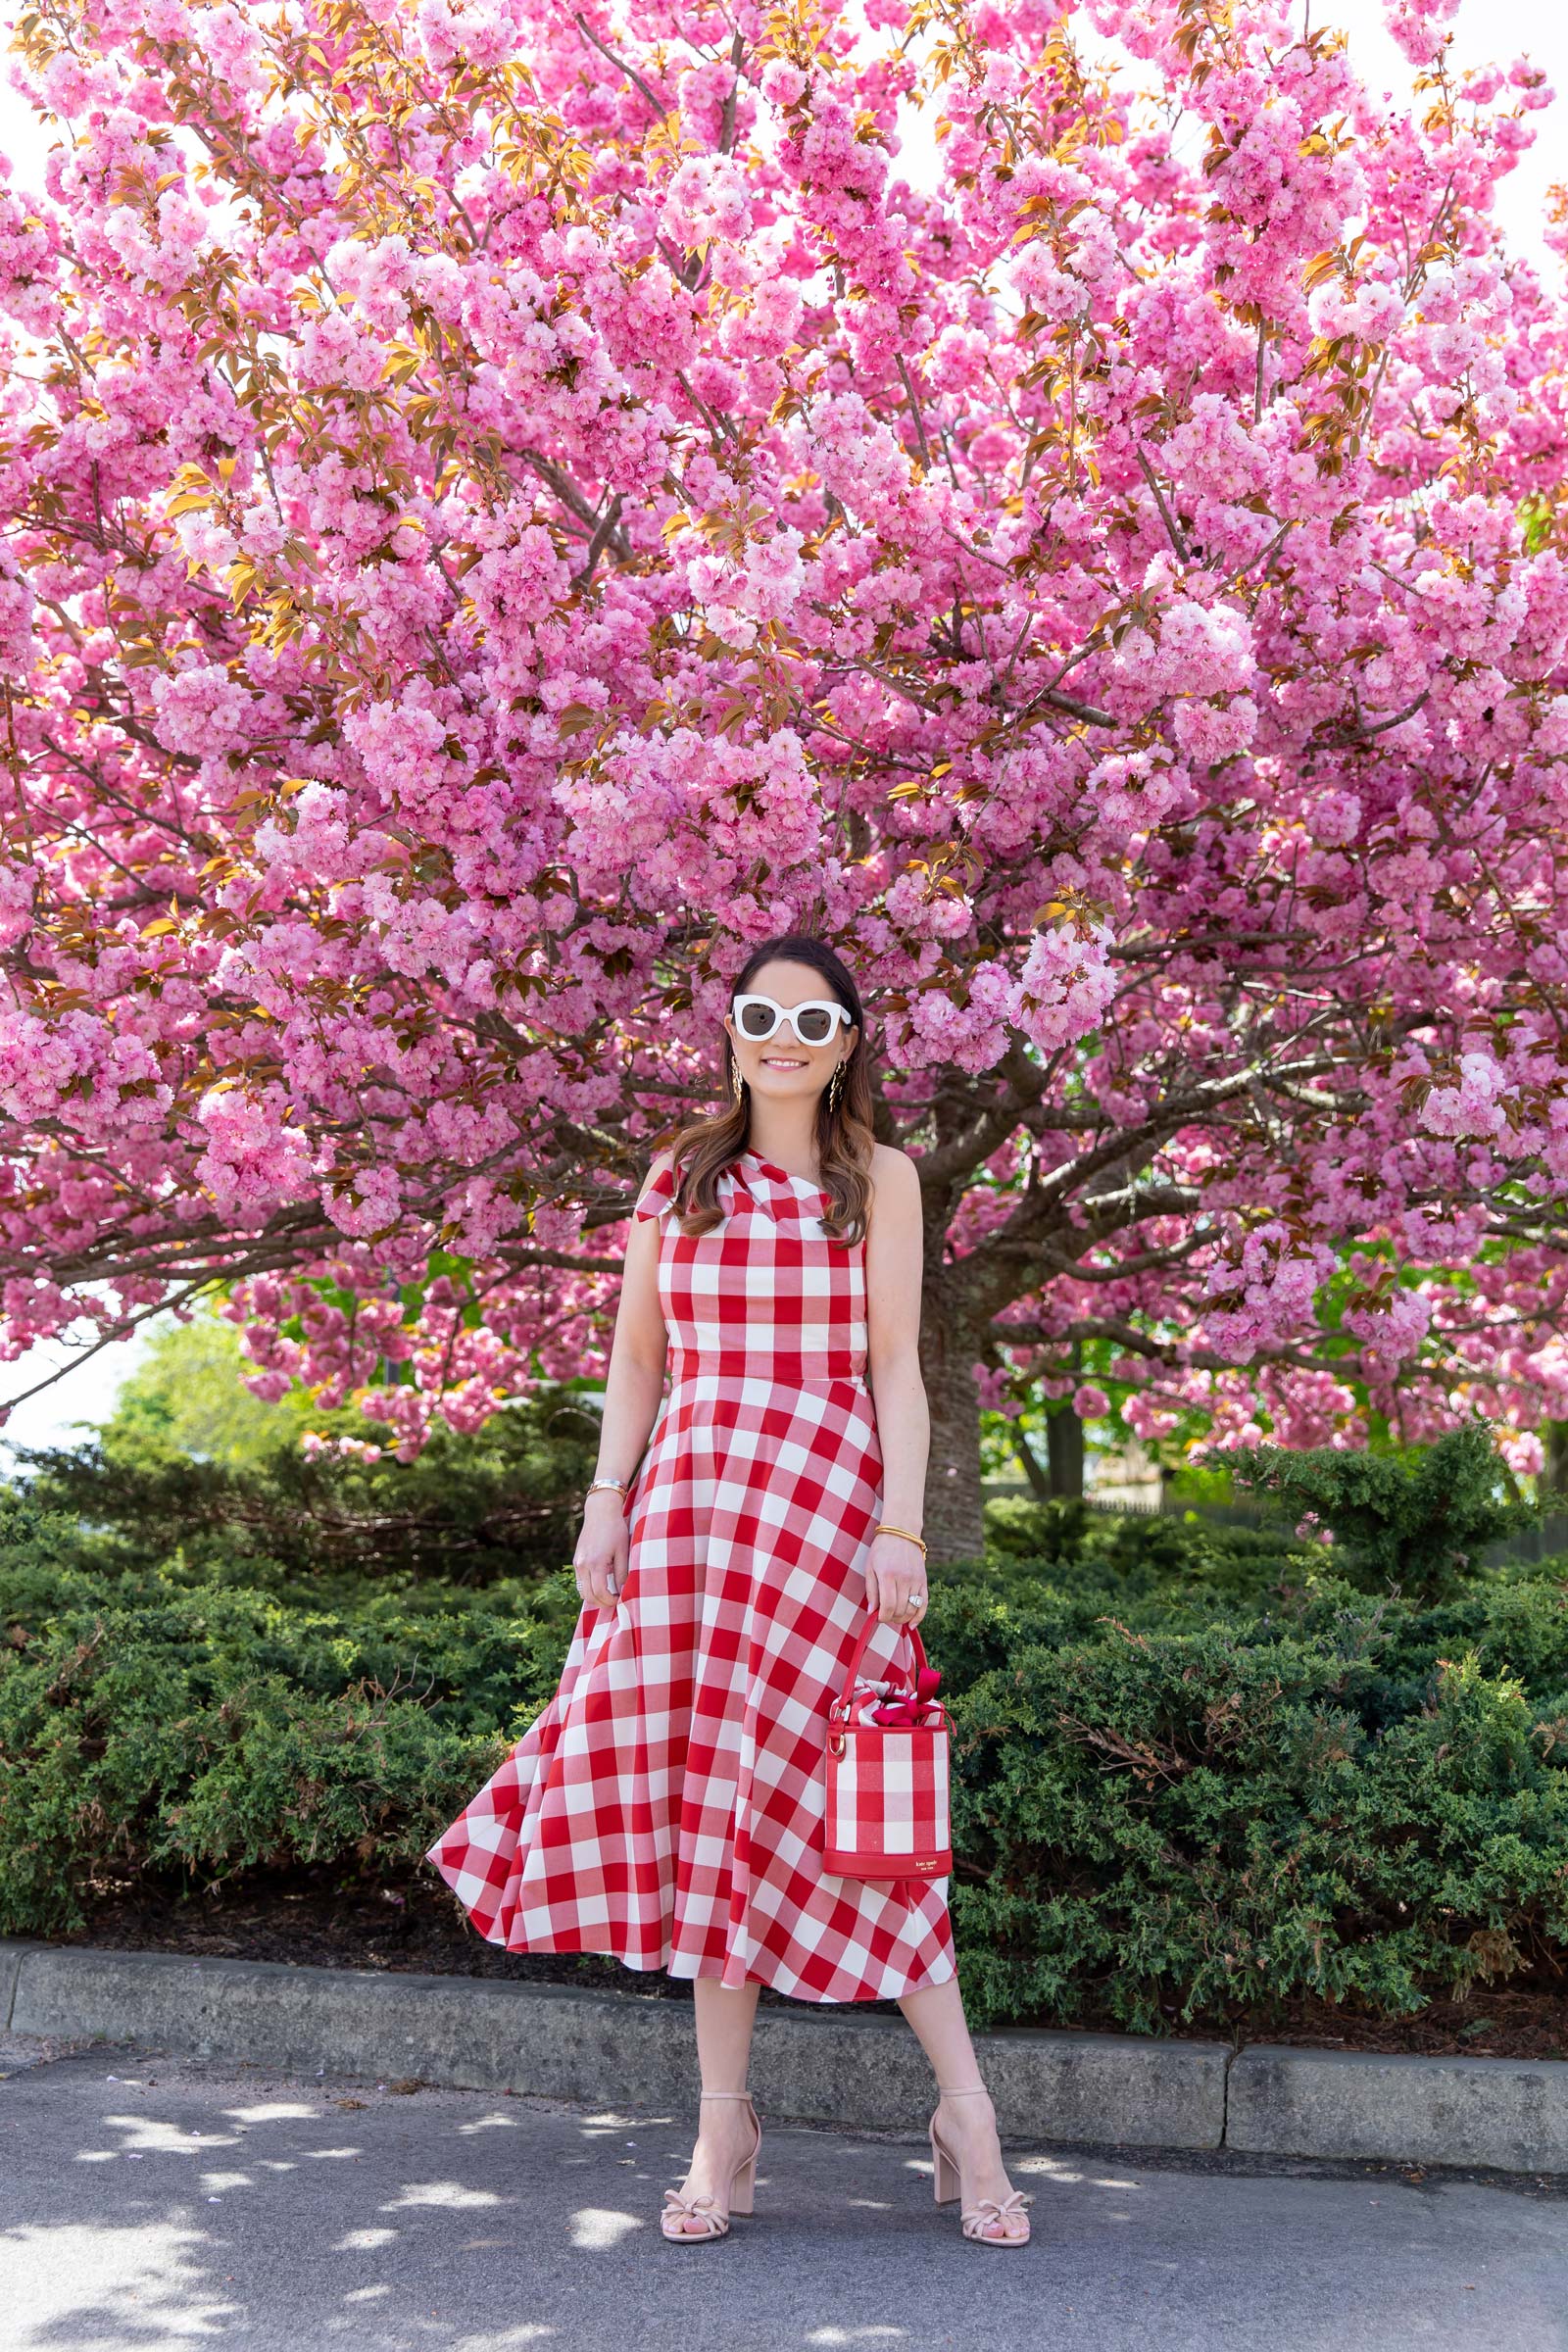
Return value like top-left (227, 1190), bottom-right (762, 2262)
top-left (861, 1145), bottom-right (931, 1626)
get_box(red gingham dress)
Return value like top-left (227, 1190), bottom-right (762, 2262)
top-left (424, 1146), bottom-right (956, 2002)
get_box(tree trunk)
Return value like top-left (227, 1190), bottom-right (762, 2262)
top-left (1013, 1424), bottom-right (1053, 1501)
top-left (1047, 1407), bottom-right (1085, 1500)
top-left (918, 1312), bottom-right (987, 1564)
top-left (1546, 1420), bottom-right (1568, 1503)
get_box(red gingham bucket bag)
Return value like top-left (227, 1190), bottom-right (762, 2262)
top-left (822, 1613), bottom-right (953, 1882)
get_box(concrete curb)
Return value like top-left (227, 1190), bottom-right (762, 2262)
top-left (1229, 2044), bottom-right (1568, 2174)
top-left (0, 1938), bottom-right (23, 2031)
top-left (3, 1939), bottom-right (1563, 2175)
top-left (0, 1940), bottom-right (1225, 2150)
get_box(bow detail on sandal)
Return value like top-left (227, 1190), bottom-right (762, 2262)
top-left (660, 2090), bottom-right (761, 2243)
top-left (955, 2186), bottom-right (1032, 2243)
top-left (928, 2084), bottom-right (1032, 2248)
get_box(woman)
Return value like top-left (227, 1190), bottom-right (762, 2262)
top-left (425, 934), bottom-right (1030, 2248)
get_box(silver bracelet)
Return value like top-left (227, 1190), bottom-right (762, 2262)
top-left (585, 1476), bottom-right (628, 1498)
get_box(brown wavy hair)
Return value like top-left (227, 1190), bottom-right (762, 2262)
top-left (645, 936), bottom-right (875, 1248)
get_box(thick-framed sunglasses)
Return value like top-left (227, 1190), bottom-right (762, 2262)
top-left (732, 992), bottom-right (854, 1049)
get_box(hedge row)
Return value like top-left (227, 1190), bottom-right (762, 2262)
top-left (2, 1496), bottom-right (1565, 2033)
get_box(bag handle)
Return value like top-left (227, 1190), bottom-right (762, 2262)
top-left (828, 1610), bottom-right (931, 1724)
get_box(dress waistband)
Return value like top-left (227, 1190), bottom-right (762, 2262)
top-left (668, 1350), bottom-right (866, 1386)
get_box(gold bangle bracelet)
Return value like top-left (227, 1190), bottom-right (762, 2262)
top-left (875, 1522), bottom-right (927, 1555)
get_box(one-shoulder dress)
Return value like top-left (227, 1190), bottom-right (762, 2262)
top-left (424, 1146), bottom-right (956, 2002)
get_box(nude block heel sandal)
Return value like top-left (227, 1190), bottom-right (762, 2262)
top-left (660, 2089), bottom-right (761, 2242)
top-left (929, 2084), bottom-right (1032, 2247)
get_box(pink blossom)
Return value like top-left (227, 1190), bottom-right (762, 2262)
top-left (0, 0), bottom-right (1564, 1481)
top-left (1420, 1052), bottom-right (1509, 1140)
top-left (1496, 1428), bottom-right (1544, 1476)
top-left (1010, 922), bottom-right (1119, 1053)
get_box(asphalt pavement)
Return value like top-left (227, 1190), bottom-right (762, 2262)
top-left (1, 2028), bottom-right (1564, 2352)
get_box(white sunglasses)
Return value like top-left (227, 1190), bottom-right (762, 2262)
top-left (732, 992), bottom-right (854, 1049)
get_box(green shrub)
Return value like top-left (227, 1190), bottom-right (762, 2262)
top-left (3, 1492), bottom-right (1565, 2035)
top-left (938, 1577), bottom-right (1568, 2031)
top-left (1222, 1425), bottom-right (1537, 1602)
top-left (15, 1384), bottom-right (601, 1587)
top-left (0, 1496), bottom-right (582, 1936)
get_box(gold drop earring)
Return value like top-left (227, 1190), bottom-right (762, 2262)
top-left (828, 1059), bottom-right (845, 1109)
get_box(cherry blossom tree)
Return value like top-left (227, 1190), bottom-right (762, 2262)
top-left (2, 0), bottom-right (1568, 1556)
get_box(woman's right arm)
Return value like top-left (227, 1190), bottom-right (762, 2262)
top-left (572, 1152), bottom-right (673, 1610)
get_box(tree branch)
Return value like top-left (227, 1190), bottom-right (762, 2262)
top-left (572, 12), bottom-right (666, 118)
top-left (718, 30), bottom-right (746, 154)
top-left (519, 449), bottom-right (633, 563)
top-left (1133, 443), bottom-right (1191, 564)
top-left (570, 492), bottom-right (625, 592)
top-left (1039, 686), bottom-right (1118, 728)
top-left (1348, 691), bottom-right (1430, 741)
top-left (897, 355), bottom-right (934, 474)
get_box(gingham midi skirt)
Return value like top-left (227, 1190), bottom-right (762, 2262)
top-left (424, 1146), bottom-right (956, 2002)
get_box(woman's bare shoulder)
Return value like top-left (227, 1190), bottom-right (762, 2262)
top-left (865, 1142), bottom-right (921, 1205)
